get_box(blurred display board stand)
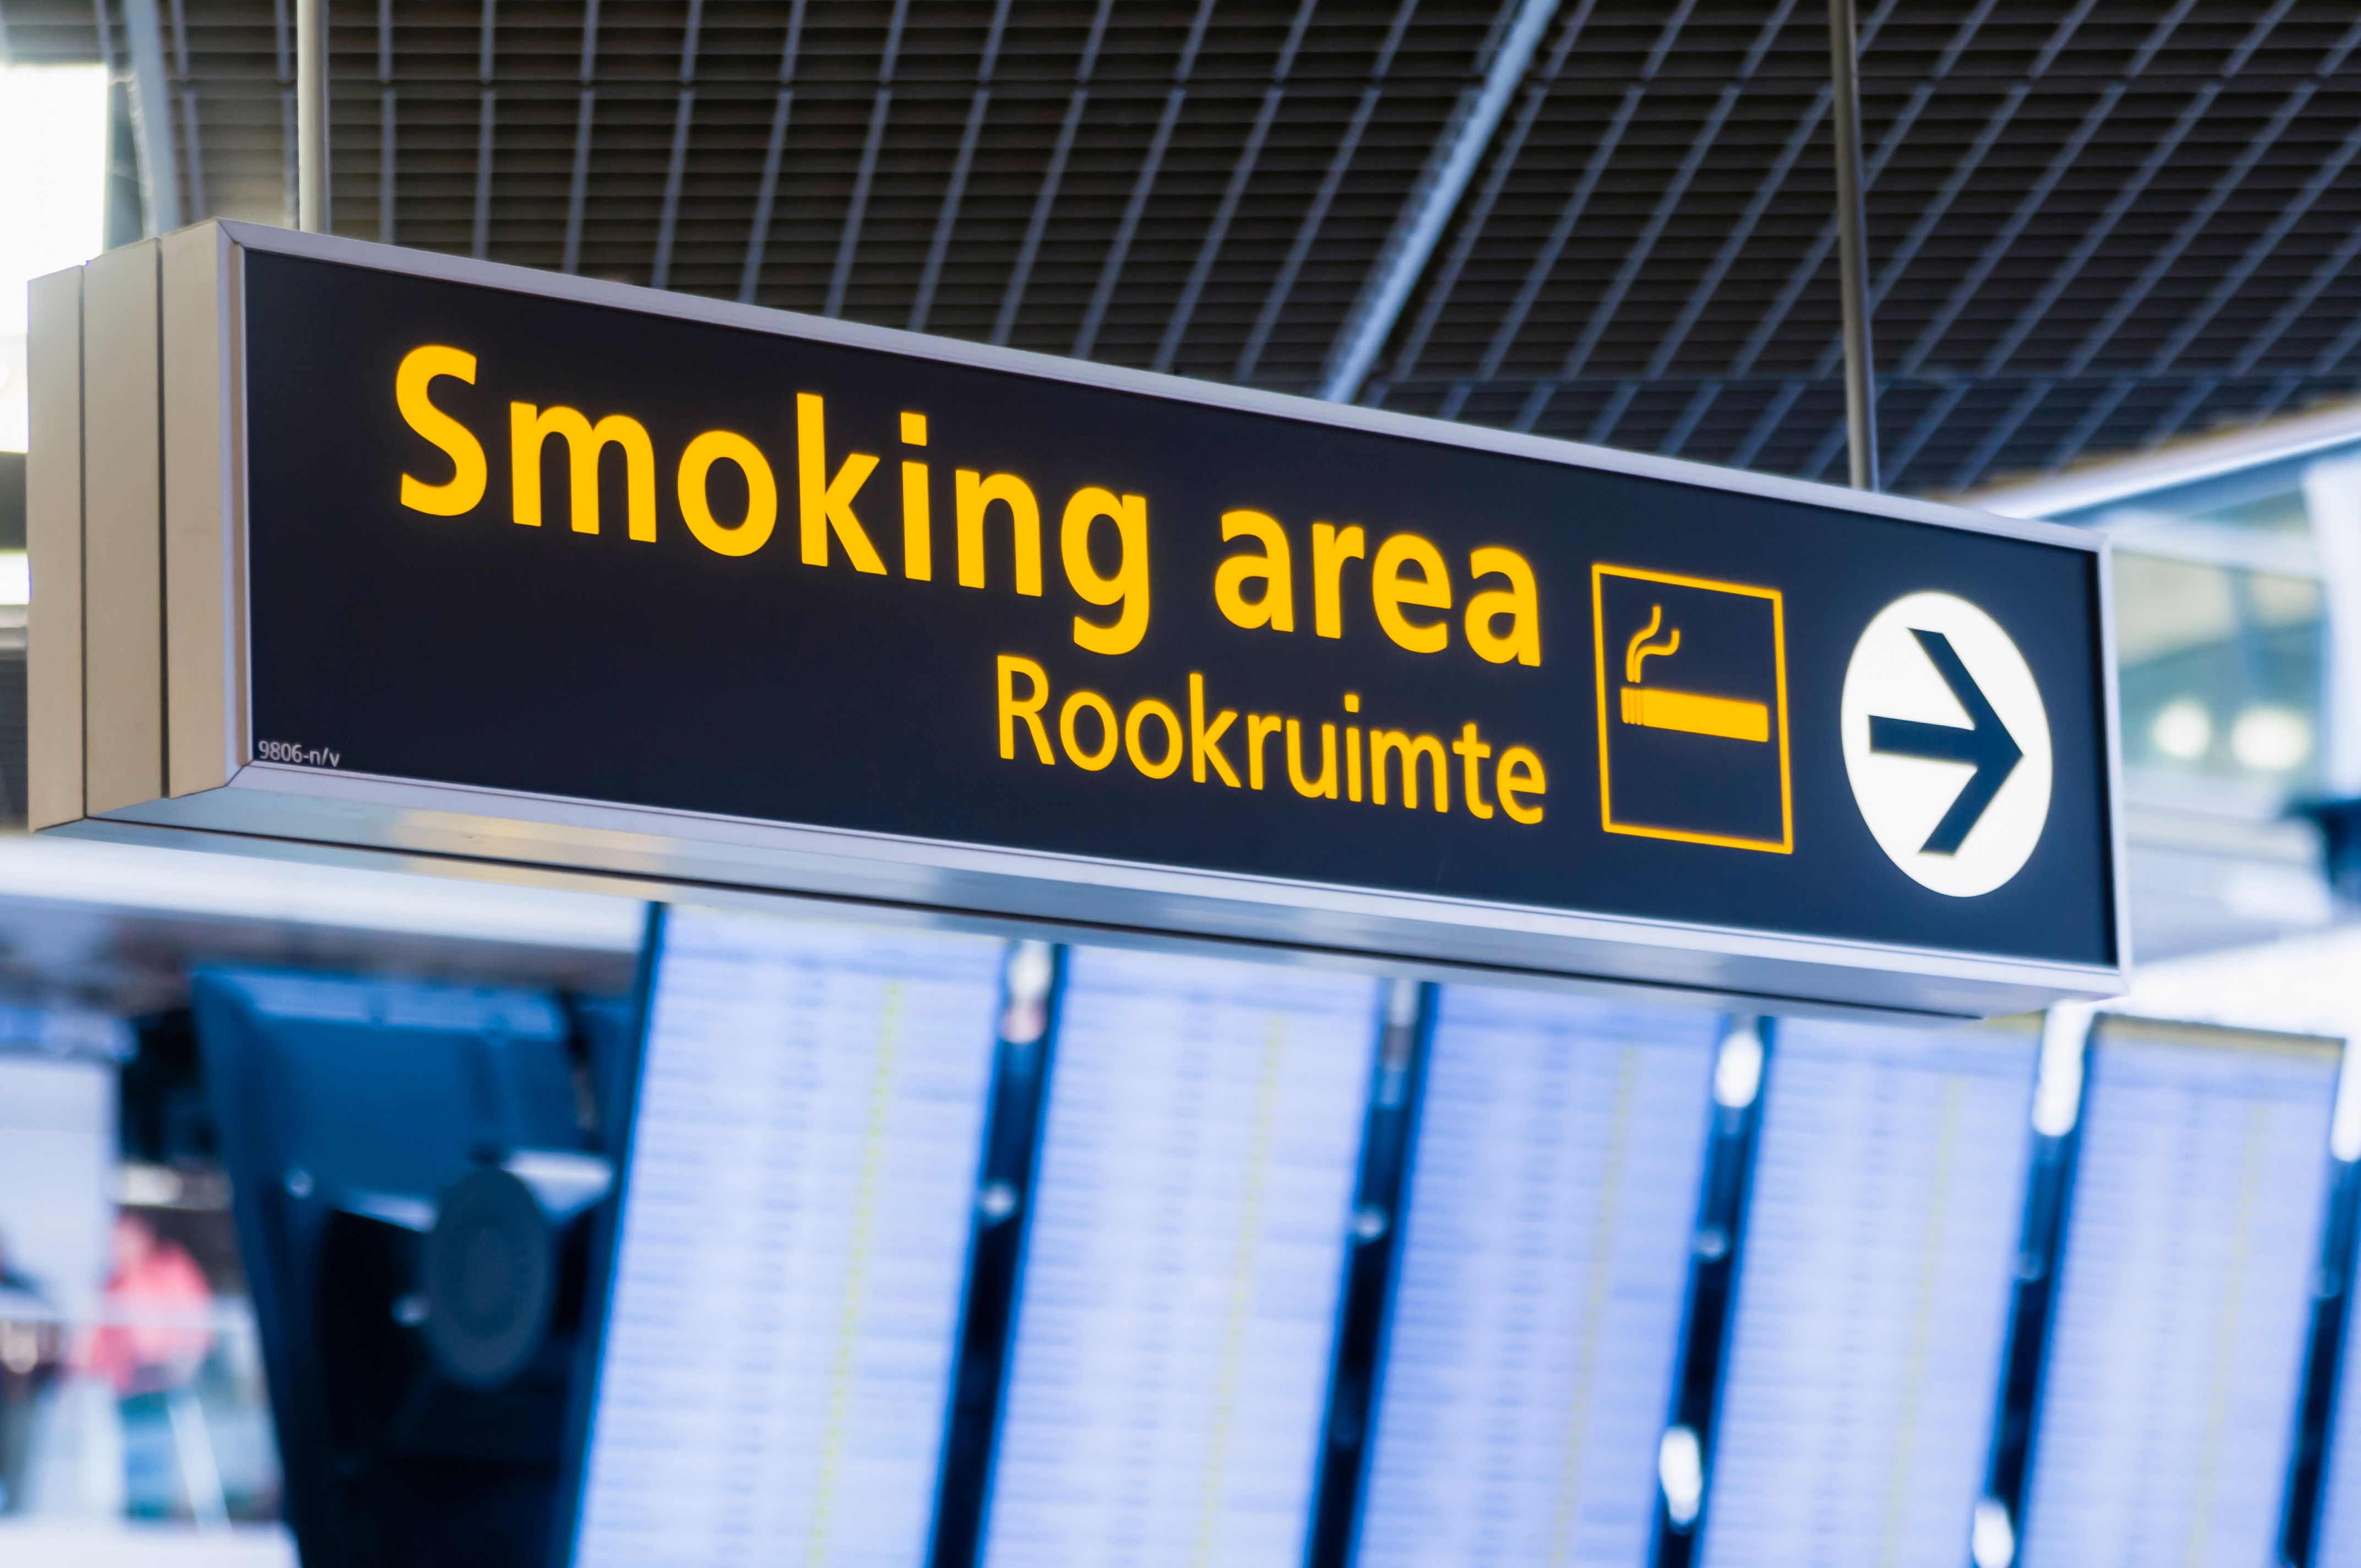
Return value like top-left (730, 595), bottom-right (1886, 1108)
top-left (197, 968), bottom-right (618, 1567)
top-left (1702, 1017), bottom-right (2036, 1567)
top-left (1357, 990), bottom-right (1715, 1565)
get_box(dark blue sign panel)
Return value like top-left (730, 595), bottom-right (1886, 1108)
top-left (80, 226), bottom-right (2123, 1011)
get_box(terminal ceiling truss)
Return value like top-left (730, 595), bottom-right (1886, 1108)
top-left (7, 0), bottom-right (2361, 496)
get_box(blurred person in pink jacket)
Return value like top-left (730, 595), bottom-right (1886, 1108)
top-left (80, 1212), bottom-right (214, 1399)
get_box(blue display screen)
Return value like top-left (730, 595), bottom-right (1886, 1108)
top-left (1702, 1018), bottom-right (2036, 1567)
top-left (978, 948), bottom-right (1380, 1568)
top-left (572, 910), bottom-right (1005, 1567)
top-left (2021, 1021), bottom-right (2337, 1568)
top-left (1358, 989), bottom-right (1717, 1566)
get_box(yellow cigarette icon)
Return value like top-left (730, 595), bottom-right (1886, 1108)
top-left (1618, 603), bottom-right (1772, 743)
top-left (1619, 685), bottom-right (1771, 742)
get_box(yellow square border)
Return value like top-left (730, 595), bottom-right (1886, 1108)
top-left (1591, 563), bottom-right (1794, 854)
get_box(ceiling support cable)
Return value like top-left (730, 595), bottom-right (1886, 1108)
top-left (470, 0), bottom-right (494, 259)
top-left (167, 0), bottom-right (203, 221)
top-left (376, 0), bottom-right (393, 243)
top-left (1720, 0), bottom-right (1966, 471)
top-left (470, 91), bottom-right (496, 259)
top-left (562, 92), bottom-right (595, 274)
top-left (1804, 0), bottom-right (2097, 482)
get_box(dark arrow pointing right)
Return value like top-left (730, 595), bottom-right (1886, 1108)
top-left (1868, 628), bottom-right (2023, 856)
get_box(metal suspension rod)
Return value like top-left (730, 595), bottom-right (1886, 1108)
top-left (1828, 0), bottom-right (1879, 490)
top-left (297, 0), bottom-right (329, 232)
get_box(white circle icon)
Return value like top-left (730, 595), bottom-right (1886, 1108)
top-left (1841, 591), bottom-right (2052, 897)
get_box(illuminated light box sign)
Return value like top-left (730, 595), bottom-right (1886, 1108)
top-left (27, 222), bottom-right (2123, 1015)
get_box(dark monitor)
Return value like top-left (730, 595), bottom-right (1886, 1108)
top-left (194, 968), bottom-right (611, 1568)
top-left (2020, 1017), bottom-right (2339, 1566)
top-left (1701, 1017), bottom-right (2037, 1566)
top-left (1356, 988), bottom-right (1718, 1566)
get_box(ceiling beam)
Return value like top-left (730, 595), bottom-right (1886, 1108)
top-left (909, 0), bottom-right (1015, 334)
top-left (1316, 0), bottom-right (1567, 403)
top-left (1949, 379), bottom-right (2049, 491)
top-left (2145, 118), bottom-right (2361, 379)
top-left (739, 89), bottom-right (793, 304)
top-left (1074, 88), bottom-right (1185, 358)
top-left (1154, 86), bottom-right (1282, 374)
top-left (2056, 83), bottom-right (2314, 380)
top-left (1892, 83), bottom-right (2122, 379)
top-left (1234, 85), bottom-right (1379, 384)
top-left (119, 0), bottom-right (180, 233)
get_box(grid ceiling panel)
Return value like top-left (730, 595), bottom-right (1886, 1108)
top-left (8, 0), bottom-right (2361, 493)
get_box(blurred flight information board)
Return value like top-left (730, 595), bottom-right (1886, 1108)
top-left (1358, 990), bottom-right (1716, 1566)
top-left (572, 912), bottom-right (1004, 1568)
top-left (2021, 1020), bottom-right (2337, 1568)
top-left (1702, 1018), bottom-right (2035, 1568)
top-left (980, 949), bottom-right (1379, 1568)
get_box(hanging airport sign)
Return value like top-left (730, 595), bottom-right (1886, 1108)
top-left (26, 222), bottom-right (2125, 1016)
